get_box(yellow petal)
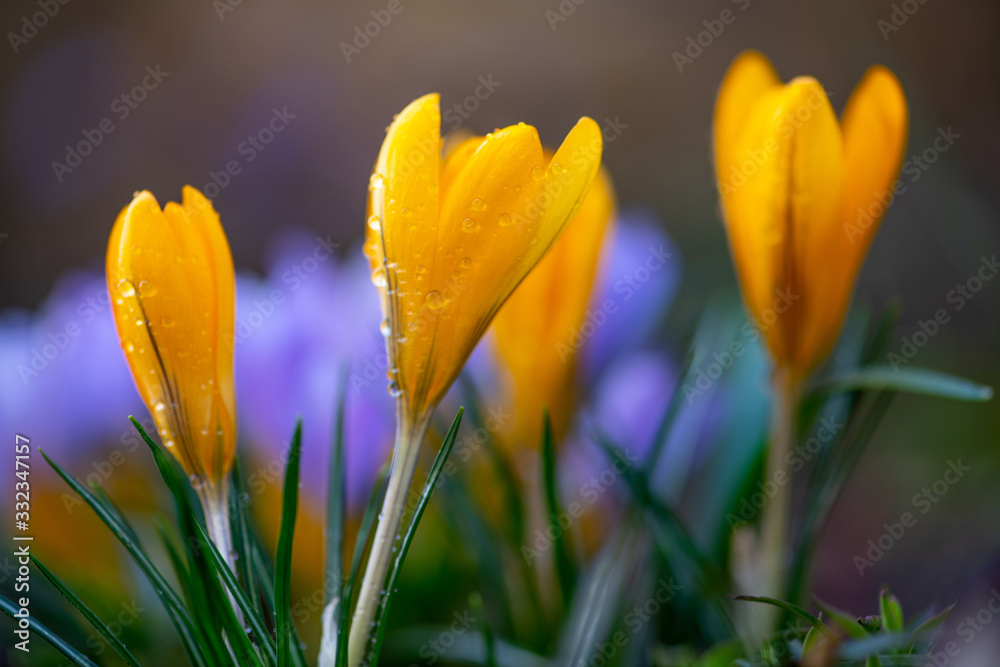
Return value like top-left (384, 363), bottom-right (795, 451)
top-left (841, 66), bottom-right (908, 250)
top-left (723, 77), bottom-right (844, 369)
top-left (107, 188), bottom-right (236, 488)
top-left (367, 93), bottom-right (603, 424)
top-left (714, 50), bottom-right (782, 197)
top-left (493, 166), bottom-right (616, 446)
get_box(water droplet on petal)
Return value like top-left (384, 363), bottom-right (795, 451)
top-left (117, 279), bottom-right (136, 298)
top-left (531, 165), bottom-right (545, 180)
top-left (498, 213), bottom-right (513, 227)
top-left (462, 217), bottom-right (479, 232)
top-left (379, 319), bottom-right (391, 337)
top-left (138, 280), bottom-right (157, 297)
top-left (471, 198), bottom-right (486, 212)
top-left (387, 381), bottom-right (402, 398)
top-left (367, 214), bottom-right (381, 231)
top-left (459, 257), bottom-right (472, 269)
top-left (425, 290), bottom-right (444, 311)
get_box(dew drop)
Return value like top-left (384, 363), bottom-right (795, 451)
top-left (459, 257), bottom-right (472, 269)
top-left (462, 217), bottom-right (479, 232)
top-left (117, 279), bottom-right (136, 298)
top-left (161, 316), bottom-right (174, 328)
top-left (123, 339), bottom-right (136, 353)
top-left (550, 162), bottom-right (565, 176)
top-left (498, 213), bottom-right (513, 227)
top-left (425, 290), bottom-right (444, 311)
top-left (379, 319), bottom-right (391, 337)
top-left (367, 214), bottom-right (381, 231)
top-left (138, 280), bottom-right (157, 297)
top-left (371, 268), bottom-right (388, 287)
top-left (387, 381), bottom-right (402, 398)
top-left (471, 198), bottom-right (486, 212)
top-left (531, 165), bottom-right (545, 181)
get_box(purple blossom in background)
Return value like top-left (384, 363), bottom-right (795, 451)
top-left (582, 206), bottom-right (681, 383)
top-left (0, 271), bottom-right (144, 471)
top-left (234, 232), bottom-right (393, 513)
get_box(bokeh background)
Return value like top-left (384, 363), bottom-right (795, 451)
top-left (1, 0), bottom-right (999, 663)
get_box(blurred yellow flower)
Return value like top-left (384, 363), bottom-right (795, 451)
top-left (714, 50), bottom-right (908, 377)
top-left (492, 167), bottom-right (616, 447)
top-left (364, 93), bottom-right (604, 428)
top-left (106, 187), bottom-right (237, 504)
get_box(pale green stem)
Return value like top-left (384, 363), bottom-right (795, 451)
top-left (756, 368), bottom-right (799, 631)
top-left (347, 411), bottom-right (430, 667)
top-left (198, 482), bottom-right (243, 625)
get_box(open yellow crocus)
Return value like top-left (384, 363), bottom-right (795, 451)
top-left (106, 187), bottom-right (237, 552)
top-left (714, 50), bottom-right (908, 379)
top-left (349, 93), bottom-right (602, 665)
top-left (492, 167), bottom-right (616, 449)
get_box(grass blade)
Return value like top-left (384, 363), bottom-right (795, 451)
top-left (541, 409), bottom-right (575, 609)
top-left (31, 556), bottom-right (141, 667)
top-left (231, 459), bottom-right (261, 617)
top-left (368, 408), bottom-right (464, 666)
top-left (469, 592), bottom-right (497, 667)
top-left (192, 519), bottom-right (277, 663)
top-left (39, 447), bottom-right (208, 667)
top-left (130, 417), bottom-right (262, 666)
top-left (0, 595), bottom-right (99, 666)
top-left (733, 595), bottom-right (835, 639)
top-left (817, 365), bottom-right (993, 401)
top-left (276, 419), bottom-right (303, 667)
top-left (323, 372), bottom-right (348, 650)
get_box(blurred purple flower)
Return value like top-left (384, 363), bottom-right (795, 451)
top-left (234, 232), bottom-right (393, 513)
top-left (0, 271), bottom-right (143, 470)
top-left (581, 206), bottom-right (681, 382)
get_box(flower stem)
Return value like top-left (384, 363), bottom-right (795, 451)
top-left (347, 412), bottom-right (430, 667)
top-left (199, 482), bottom-right (243, 626)
top-left (757, 368), bottom-right (799, 625)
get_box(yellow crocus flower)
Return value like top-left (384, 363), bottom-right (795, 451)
top-left (106, 187), bottom-right (237, 520)
top-left (714, 50), bottom-right (908, 379)
top-left (349, 93), bottom-right (602, 665)
top-left (492, 166), bottom-right (616, 448)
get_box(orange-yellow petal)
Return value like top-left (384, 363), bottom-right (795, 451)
top-left (493, 167), bottom-right (616, 446)
top-left (721, 77), bottom-right (844, 369)
top-left (367, 93), bottom-right (603, 424)
top-left (107, 188), bottom-right (236, 488)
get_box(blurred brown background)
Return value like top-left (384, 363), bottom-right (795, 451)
top-left (1, 0), bottom-right (998, 619)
